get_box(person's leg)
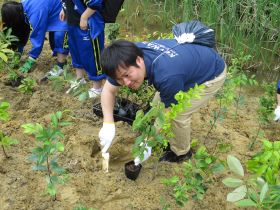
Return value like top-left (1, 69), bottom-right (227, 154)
top-left (79, 30), bottom-right (106, 97)
top-left (158, 68), bottom-right (226, 162)
top-left (82, 32), bottom-right (106, 83)
top-left (65, 26), bottom-right (87, 93)
top-left (50, 31), bottom-right (69, 68)
top-left (75, 68), bottom-right (85, 80)
top-left (44, 31), bottom-right (69, 79)
top-left (67, 26), bottom-right (84, 76)
top-left (171, 69), bottom-right (227, 156)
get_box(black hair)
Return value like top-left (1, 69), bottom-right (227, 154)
top-left (1, 1), bottom-right (30, 51)
top-left (101, 40), bottom-right (144, 79)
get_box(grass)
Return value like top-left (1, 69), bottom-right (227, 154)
top-left (118, 0), bottom-right (280, 75)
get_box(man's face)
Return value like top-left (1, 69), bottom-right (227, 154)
top-left (115, 56), bottom-right (146, 90)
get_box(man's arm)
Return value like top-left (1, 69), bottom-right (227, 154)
top-left (99, 80), bottom-right (119, 153)
top-left (80, 7), bottom-right (95, 30)
top-left (79, 0), bottom-right (102, 30)
top-left (101, 80), bottom-right (119, 123)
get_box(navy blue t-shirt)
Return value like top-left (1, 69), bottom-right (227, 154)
top-left (108, 39), bottom-right (225, 107)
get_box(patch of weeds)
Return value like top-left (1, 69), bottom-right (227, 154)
top-left (17, 77), bottom-right (36, 94)
top-left (248, 82), bottom-right (276, 150)
top-left (223, 155), bottom-right (280, 209)
top-left (162, 146), bottom-right (224, 207)
top-left (247, 139), bottom-right (280, 184)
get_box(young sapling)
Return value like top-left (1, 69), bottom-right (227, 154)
top-left (21, 110), bottom-right (71, 200)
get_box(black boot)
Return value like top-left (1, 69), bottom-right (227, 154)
top-left (159, 148), bottom-right (192, 163)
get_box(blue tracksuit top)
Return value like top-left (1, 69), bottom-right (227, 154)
top-left (70, 0), bottom-right (104, 39)
top-left (108, 39), bottom-right (225, 107)
top-left (21, 0), bottom-right (67, 59)
top-left (277, 80), bottom-right (280, 94)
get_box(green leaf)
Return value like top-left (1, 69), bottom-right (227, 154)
top-left (0, 51), bottom-right (8, 62)
top-left (47, 183), bottom-right (56, 196)
top-left (1, 48), bottom-right (14, 53)
top-left (0, 136), bottom-right (18, 146)
top-left (235, 199), bottom-right (257, 207)
top-left (59, 121), bottom-right (72, 126)
top-left (0, 101), bottom-right (10, 109)
top-left (256, 165), bottom-right (268, 175)
top-left (55, 111), bottom-right (62, 120)
top-left (263, 140), bottom-right (272, 149)
top-left (211, 163), bottom-right (225, 173)
top-left (78, 92), bottom-right (89, 101)
top-left (227, 155), bottom-right (244, 177)
top-left (222, 177), bottom-right (244, 188)
top-left (205, 157), bottom-right (212, 164)
top-left (27, 154), bottom-right (39, 162)
top-left (161, 176), bottom-right (179, 186)
top-left (256, 177), bottom-right (266, 187)
top-left (0, 101), bottom-right (10, 121)
top-left (52, 165), bottom-right (65, 174)
top-left (260, 183), bottom-right (268, 202)
top-left (51, 113), bottom-right (59, 127)
top-left (227, 185), bottom-right (247, 202)
top-left (32, 165), bottom-right (47, 171)
top-left (21, 123), bottom-right (43, 135)
top-left (274, 141), bottom-right (280, 150)
top-left (56, 142), bottom-right (64, 152)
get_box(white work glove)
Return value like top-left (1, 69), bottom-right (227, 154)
top-left (99, 123), bottom-right (115, 153)
top-left (274, 106), bottom-right (280, 121)
top-left (134, 144), bottom-right (152, 166)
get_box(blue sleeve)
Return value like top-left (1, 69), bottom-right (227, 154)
top-left (107, 77), bottom-right (121, 86)
top-left (28, 11), bottom-right (48, 59)
top-left (277, 80), bottom-right (280, 94)
top-left (83, 0), bottom-right (103, 10)
top-left (158, 75), bottom-right (185, 108)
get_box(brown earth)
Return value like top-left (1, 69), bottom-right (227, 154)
top-left (0, 39), bottom-right (279, 210)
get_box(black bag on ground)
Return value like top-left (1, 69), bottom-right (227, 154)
top-left (101, 0), bottom-right (124, 23)
top-left (172, 20), bottom-right (215, 48)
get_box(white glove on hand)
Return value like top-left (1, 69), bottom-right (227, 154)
top-left (99, 123), bottom-right (115, 153)
top-left (274, 106), bottom-right (280, 121)
top-left (134, 144), bottom-right (152, 166)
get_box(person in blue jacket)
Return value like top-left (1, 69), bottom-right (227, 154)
top-left (274, 80), bottom-right (280, 121)
top-left (1, 0), bottom-right (69, 75)
top-left (60, 0), bottom-right (106, 98)
top-left (98, 39), bottom-right (226, 163)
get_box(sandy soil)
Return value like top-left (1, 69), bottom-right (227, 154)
top-left (0, 39), bottom-right (279, 210)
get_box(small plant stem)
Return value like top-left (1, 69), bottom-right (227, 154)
top-left (46, 156), bottom-right (57, 201)
top-left (151, 160), bottom-right (159, 181)
top-left (234, 85), bottom-right (242, 120)
top-left (205, 99), bottom-right (222, 140)
top-left (248, 123), bottom-right (261, 151)
top-left (1, 145), bottom-right (9, 158)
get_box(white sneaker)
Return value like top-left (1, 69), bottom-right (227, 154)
top-left (88, 87), bottom-right (102, 98)
top-left (66, 78), bottom-right (86, 94)
top-left (48, 65), bottom-right (64, 77)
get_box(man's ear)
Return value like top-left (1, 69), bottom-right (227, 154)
top-left (136, 56), bottom-right (144, 66)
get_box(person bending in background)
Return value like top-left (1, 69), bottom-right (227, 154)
top-left (98, 39), bottom-right (226, 163)
top-left (60, 0), bottom-right (106, 98)
top-left (274, 80), bottom-right (280, 121)
top-left (1, 0), bottom-right (69, 75)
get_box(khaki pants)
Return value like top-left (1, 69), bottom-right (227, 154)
top-left (153, 68), bottom-right (227, 155)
